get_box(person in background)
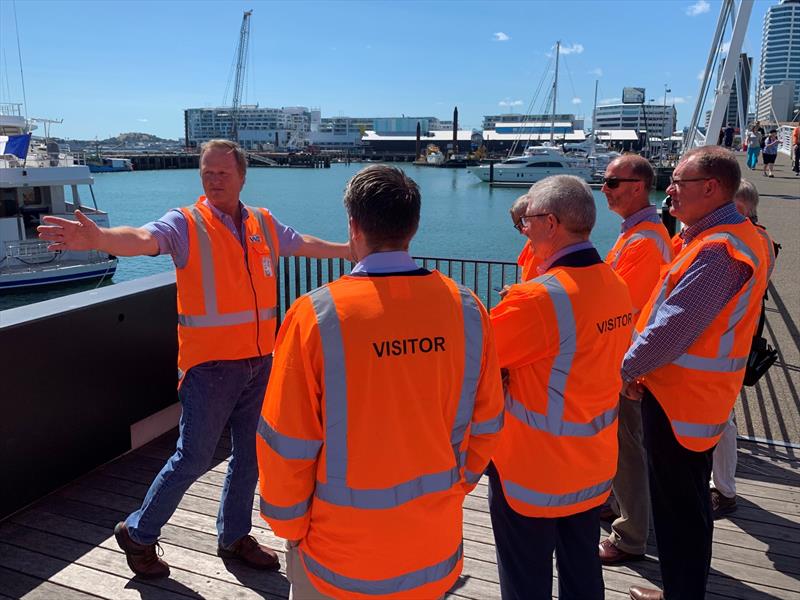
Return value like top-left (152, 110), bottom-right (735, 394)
top-left (624, 146), bottom-right (769, 600)
top-left (489, 175), bottom-right (633, 600)
top-left (711, 179), bottom-right (778, 519)
top-left (792, 123), bottom-right (799, 175)
top-left (762, 130), bottom-right (780, 178)
top-left (723, 125), bottom-right (735, 149)
top-left (257, 164), bottom-right (504, 599)
top-left (511, 194), bottom-right (542, 283)
top-left (38, 139), bottom-right (351, 579)
top-left (745, 125), bottom-right (762, 170)
top-left (598, 155), bottom-right (673, 566)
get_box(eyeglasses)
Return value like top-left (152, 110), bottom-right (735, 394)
top-left (512, 218), bottom-right (525, 233)
top-left (602, 177), bottom-right (642, 189)
top-left (521, 212), bottom-right (557, 227)
top-left (669, 176), bottom-right (717, 186)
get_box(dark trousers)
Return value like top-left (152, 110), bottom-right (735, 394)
top-left (488, 463), bottom-right (604, 600)
top-left (642, 389), bottom-right (714, 599)
top-left (793, 143), bottom-right (799, 173)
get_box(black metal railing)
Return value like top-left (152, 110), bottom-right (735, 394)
top-left (276, 255), bottom-right (521, 323)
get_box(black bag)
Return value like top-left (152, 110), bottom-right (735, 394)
top-left (743, 336), bottom-right (778, 386)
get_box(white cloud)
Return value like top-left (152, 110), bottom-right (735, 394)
top-left (686, 0), bottom-right (710, 16)
top-left (499, 99), bottom-right (523, 107)
top-left (559, 43), bottom-right (584, 55)
top-left (599, 97), bottom-right (621, 105)
top-left (588, 67), bottom-right (604, 77)
top-left (671, 96), bottom-right (689, 104)
top-left (571, 97), bottom-right (582, 105)
top-left (719, 41), bottom-right (731, 55)
top-left (493, 32), bottom-right (510, 42)
top-left (137, 118), bottom-right (149, 123)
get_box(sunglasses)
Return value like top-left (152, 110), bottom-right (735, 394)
top-left (602, 177), bottom-right (642, 189)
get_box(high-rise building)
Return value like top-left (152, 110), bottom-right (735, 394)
top-left (757, 0), bottom-right (800, 113)
top-left (718, 53), bottom-right (753, 129)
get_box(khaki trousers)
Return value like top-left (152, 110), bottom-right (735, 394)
top-left (608, 396), bottom-right (650, 554)
top-left (286, 540), bottom-right (332, 600)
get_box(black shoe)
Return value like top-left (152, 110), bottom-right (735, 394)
top-left (710, 488), bottom-right (737, 520)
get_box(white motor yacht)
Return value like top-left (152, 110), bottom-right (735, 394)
top-left (0, 104), bottom-right (117, 290)
top-left (468, 145), bottom-right (594, 184)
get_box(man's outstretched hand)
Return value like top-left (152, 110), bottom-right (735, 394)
top-left (38, 210), bottom-right (101, 251)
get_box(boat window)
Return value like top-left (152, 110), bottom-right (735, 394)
top-left (526, 162), bottom-right (563, 168)
top-left (0, 189), bottom-right (17, 218)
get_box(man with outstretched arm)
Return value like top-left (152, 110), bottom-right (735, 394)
top-left (38, 139), bottom-right (350, 579)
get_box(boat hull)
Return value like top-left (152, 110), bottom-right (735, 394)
top-left (0, 259), bottom-right (117, 290)
top-left (468, 165), bottom-right (594, 183)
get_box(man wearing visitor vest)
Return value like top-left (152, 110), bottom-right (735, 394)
top-left (257, 164), bottom-right (504, 599)
top-left (598, 155), bottom-right (673, 566)
top-left (38, 139), bottom-right (351, 579)
top-left (624, 146), bottom-right (769, 600)
top-left (489, 175), bottom-right (633, 599)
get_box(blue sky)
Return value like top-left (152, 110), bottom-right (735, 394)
top-left (0, 0), bottom-right (775, 140)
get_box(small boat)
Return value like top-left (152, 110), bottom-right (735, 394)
top-left (0, 106), bottom-right (117, 290)
top-left (86, 156), bottom-right (134, 173)
top-left (425, 145), bottom-right (445, 166)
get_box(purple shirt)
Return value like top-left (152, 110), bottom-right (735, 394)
top-left (622, 202), bottom-right (753, 382)
top-left (620, 205), bottom-right (661, 234)
top-left (351, 250), bottom-right (418, 274)
top-left (536, 241), bottom-right (595, 275)
top-left (143, 198), bottom-right (302, 269)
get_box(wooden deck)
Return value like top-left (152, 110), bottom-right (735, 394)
top-left (0, 430), bottom-right (798, 600)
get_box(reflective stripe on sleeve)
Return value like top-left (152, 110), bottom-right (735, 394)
top-left (671, 353), bottom-right (748, 372)
top-left (259, 495), bottom-right (311, 520)
top-left (302, 542), bottom-right (463, 596)
top-left (257, 415), bottom-right (322, 460)
top-left (451, 285), bottom-right (483, 467)
top-left (504, 477), bottom-right (612, 508)
top-left (471, 412), bottom-right (504, 436)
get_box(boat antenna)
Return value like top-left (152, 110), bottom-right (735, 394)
top-left (12, 0), bottom-right (28, 120)
top-left (550, 41), bottom-right (560, 145)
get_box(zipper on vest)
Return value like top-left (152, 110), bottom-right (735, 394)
top-left (243, 244), bottom-right (263, 358)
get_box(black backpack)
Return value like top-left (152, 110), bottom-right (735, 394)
top-left (743, 232), bottom-right (781, 387)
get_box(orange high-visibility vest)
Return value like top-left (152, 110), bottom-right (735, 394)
top-left (176, 198), bottom-right (279, 377)
top-left (490, 260), bottom-right (633, 518)
top-left (258, 271), bottom-right (504, 600)
top-left (517, 240), bottom-right (542, 282)
top-left (636, 221), bottom-right (768, 451)
top-left (605, 219), bottom-right (673, 320)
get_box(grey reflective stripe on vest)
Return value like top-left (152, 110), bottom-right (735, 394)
top-left (451, 284), bottom-right (484, 467)
top-left (471, 412), bottom-right (504, 436)
top-left (505, 392), bottom-right (618, 437)
top-left (671, 353), bottom-right (748, 372)
top-left (610, 230), bottom-right (671, 269)
top-left (179, 205), bottom-right (277, 327)
top-left (249, 206), bottom-right (279, 276)
top-left (308, 282), bottom-right (483, 510)
top-left (260, 494), bottom-right (311, 520)
top-left (671, 419), bottom-right (727, 439)
top-left (302, 542), bottom-right (462, 596)
top-left (504, 477), bottom-right (612, 508)
top-left (257, 415), bottom-right (322, 460)
top-left (464, 469), bottom-right (483, 484)
top-left (505, 275), bottom-right (617, 437)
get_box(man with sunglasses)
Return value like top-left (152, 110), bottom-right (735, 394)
top-left (624, 147), bottom-right (769, 600)
top-left (598, 155), bottom-right (673, 567)
top-left (510, 194), bottom-right (542, 282)
top-left (489, 175), bottom-right (633, 599)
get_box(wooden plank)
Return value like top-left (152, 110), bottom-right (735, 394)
top-left (0, 565), bottom-right (103, 600)
top-left (0, 521), bottom-right (288, 600)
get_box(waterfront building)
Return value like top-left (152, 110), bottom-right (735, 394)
top-left (756, 80), bottom-right (797, 122)
top-left (308, 116), bottom-right (456, 151)
top-left (361, 129), bottom-right (480, 157)
top-left (594, 103), bottom-right (677, 139)
top-left (184, 105), bottom-right (320, 150)
top-left (481, 121), bottom-right (586, 154)
top-left (482, 113), bottom-right (584, 131)
top-left (757, 0), bottom-right (800, 112)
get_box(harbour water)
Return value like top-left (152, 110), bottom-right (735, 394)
top-left (0, 164), bottom-right (667, 311)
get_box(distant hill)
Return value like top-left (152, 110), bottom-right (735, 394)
top-left (100, 132), bottom-right (179, 145)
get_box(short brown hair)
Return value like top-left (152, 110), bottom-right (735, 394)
top-left (509, 194), bottom-right (530, 221)
top-left (611, 154), bottom-right (655, 190)
top-left (681, 146), bottom-right (740, 198)
top-left (343, 165), bottom-right (421, 246)
top-left (200, 139), bottom-right (248, 176)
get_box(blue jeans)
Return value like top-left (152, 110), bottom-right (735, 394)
top-left (125, 355), bottom-right (272, 547)
top-left (746, 146), bottom-right (760, 169)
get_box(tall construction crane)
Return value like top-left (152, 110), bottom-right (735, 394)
top-left (230, 10), bottom-right (252, 144)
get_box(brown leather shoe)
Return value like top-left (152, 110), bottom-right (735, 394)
top-left (599, 539), bottom-right (645, 565)
top-left (629, 586), bottom-right (664, 600)
top-left (218, 534), bottom-right (280, 570)
top-left (114, 522), bottom-right (170, 579)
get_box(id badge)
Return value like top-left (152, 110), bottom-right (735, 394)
top-left (262, 256), bottom-right (273, 277)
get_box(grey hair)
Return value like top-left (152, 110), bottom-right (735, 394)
top-left (527, 175), bottom-right (596, 236)
top-left (509, 194), bottom-right (530, 220)
top-left (734, 179), bottom-right (759, 218)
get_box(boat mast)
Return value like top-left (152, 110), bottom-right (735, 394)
top-left (591, 79), bottom-right (598, 154)
top-left (550, 41), bottom-right (560, 145)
